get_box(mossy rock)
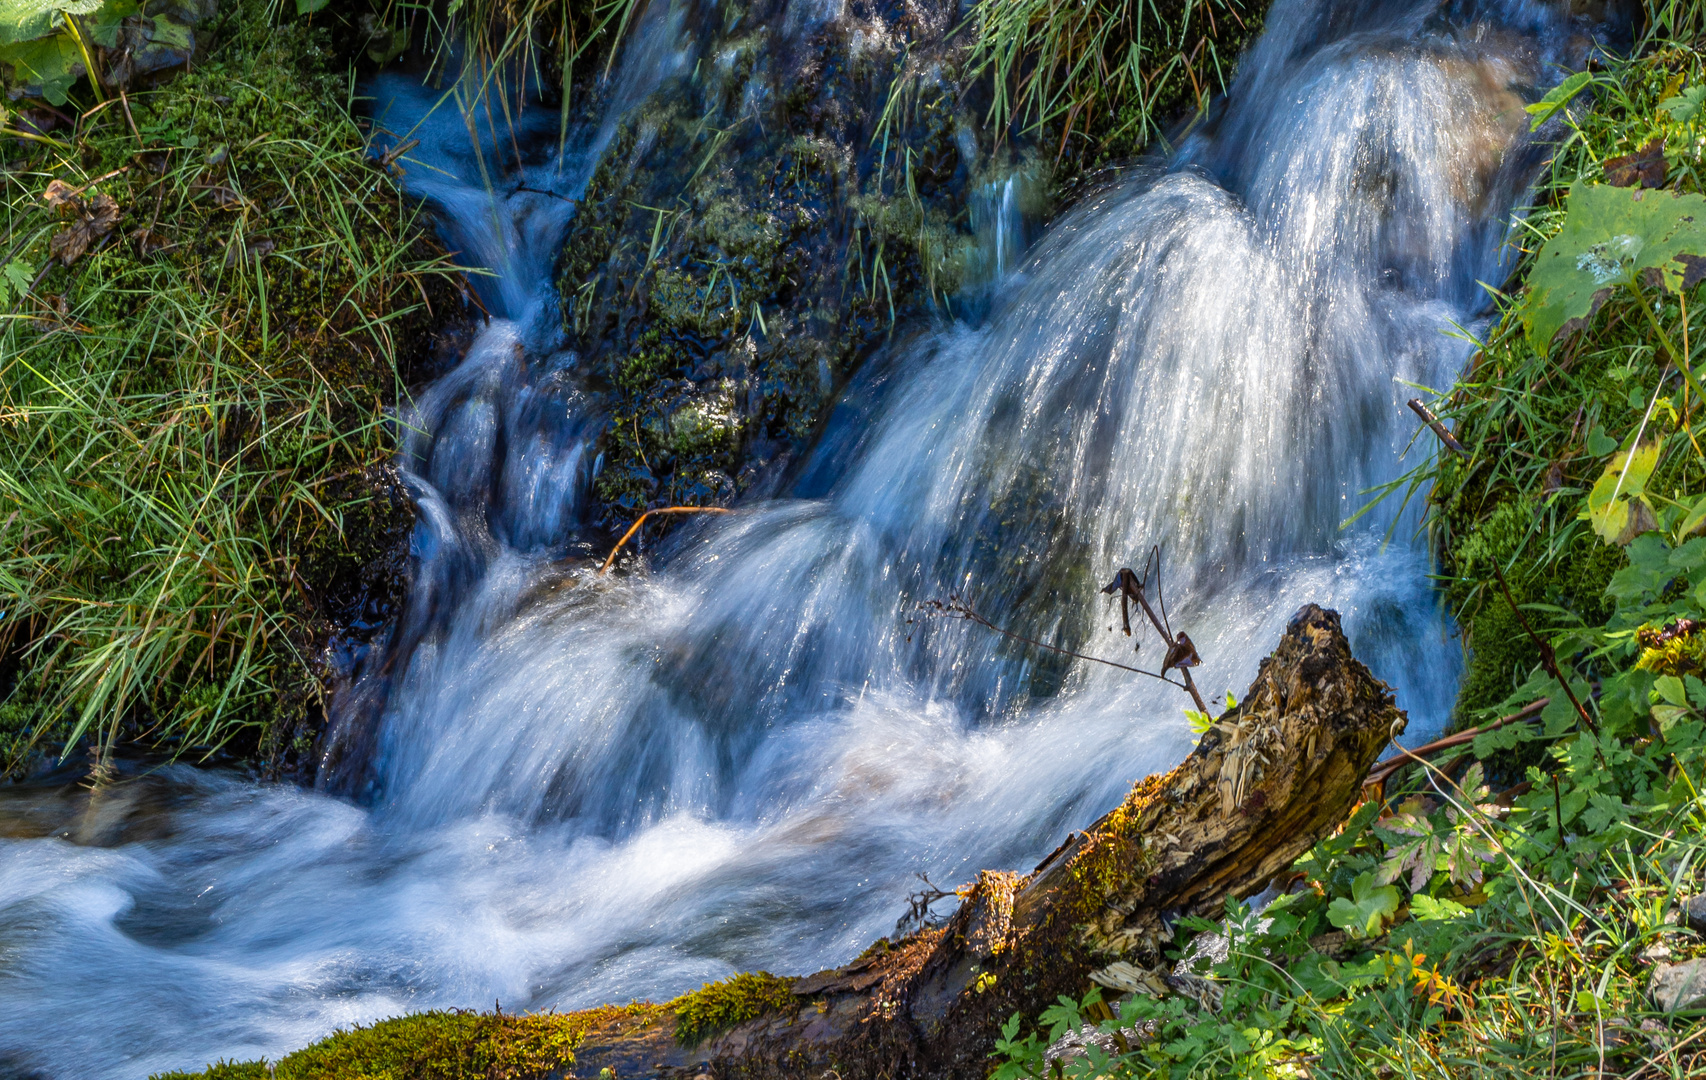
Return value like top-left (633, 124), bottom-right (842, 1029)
top-left (671, 971), bottom-right (799, 1046)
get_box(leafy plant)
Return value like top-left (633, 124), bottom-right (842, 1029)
top-left (1326, 871), bottom-right (1402, 938)
top-left (1522, 182), bottom-right (1706, 354)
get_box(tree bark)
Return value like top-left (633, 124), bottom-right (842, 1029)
top-left (573, 604), bottom-right (1404, 1079)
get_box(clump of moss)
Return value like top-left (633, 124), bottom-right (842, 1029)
top-left (152, 1004), bottom-right (663, 1080)
top-left (669, 971), bottom-right (799, 1046)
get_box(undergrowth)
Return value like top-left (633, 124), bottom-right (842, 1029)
top-left (991, 7), bottom-right (1706, 1077)
top-left (0, 0), bottom-right (462, 778)
top-left (963, 0), bottom-right (1264, 160)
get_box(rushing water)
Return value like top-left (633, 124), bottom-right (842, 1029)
top-left (0, 1), bottom-right (1607, 1076)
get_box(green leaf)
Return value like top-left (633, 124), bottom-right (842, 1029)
top-left (1526, 70), bottom-right (1596, 131)
top-left (1326, 872), bottom-right (1400, 938)
top-left (1677, 496), bottom-right (1706, 540)
top-left (0, 0), bottom-right (101, 46)
top-left (1587, 425), bottom-right (1619, 456)
top-left (1411, 894), bottom-right (1471, 922)
top-left (1473, 720), bottom-right (1530, 759)
top-left (1584, 442), bottom-right (1661, 545)
top-left (1657, 674), bottom-right (1689, 707)
top-left (0, 259), bottom-right (30, 303)
top-left (1653, 702), bottom-right (1692, 732)
top-left (0, 31), bottom-right (82, 104)
top-left (1522, 184), bottom-right (1706, 354)
top-left (1663, 84), bottom-right (1706, 124)
top-left (296, 0), bottom-right (329, 11)
top-left (85, 0), bottom-right (135, 48)
top-left (1684, 674), bottom-right (1706, 710)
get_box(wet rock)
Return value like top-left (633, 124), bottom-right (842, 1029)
top-left (557, 0), bottom-right (1037, 526)
top-left (1651, 958), bottom-right (1706, 1012)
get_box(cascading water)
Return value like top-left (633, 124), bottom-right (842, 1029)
top-left (0, 1), bottom-right (1610, 1076)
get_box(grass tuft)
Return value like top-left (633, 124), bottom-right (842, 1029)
top-left (0, 0), bottom-right (462, 777)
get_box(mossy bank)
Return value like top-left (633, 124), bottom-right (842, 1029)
top-left (0, 0), bottom-right (467, 780)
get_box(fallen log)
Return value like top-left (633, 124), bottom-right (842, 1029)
top-left (570, 604), bottom-right (1405, 1079)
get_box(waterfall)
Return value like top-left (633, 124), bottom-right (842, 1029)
top-left (0, 1), bottom-right (1604, 1076)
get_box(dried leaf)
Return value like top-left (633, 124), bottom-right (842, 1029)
top-left (41, 178), bottom-right (78, 209)
top-left (1604, 137), bottom-right (1668, 189)
top-left (48, 191), bottom-right (119, 266)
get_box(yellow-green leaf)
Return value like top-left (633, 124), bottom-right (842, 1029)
top-left (1585, 442), bottom-right (1662, 545)
top-left (1526, 70), bottom-right (1595, 131)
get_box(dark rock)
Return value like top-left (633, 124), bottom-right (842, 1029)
top-left (1682, 893), bottom-right (1706, 934)
top-left (557, 0), bottom-right (1034, 527)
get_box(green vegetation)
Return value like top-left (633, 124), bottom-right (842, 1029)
top-left (0, 0), bottom-right (461, 778)
top-left (964, 0), bottom-right (1264, 159)
top-left (988, 8), bottom-right (1706, 1078)
top-left (670, 971), bottom-right (798, 1046)
top-left (151, 1005), bottom-right (661, 1080)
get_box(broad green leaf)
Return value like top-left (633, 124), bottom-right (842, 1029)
top-left (0, 32), bottom-right (81, 104)
top-left (1584, 442), bottom-right (1661, 544)
top-left (1653, 702), bottom-right (1693, 731)
top-left (85, 0), bottom-right (134, 47)
top-left (1327, 872), bottom-right (1401, 938)
top-left (1587, 424), bottom-right (1618, 456)
top-left (1522, 184), bottom-right (1706, 354)
top-left (1656, 674), bottom-right (1688, 706)
top-left (296, 0), bottom-right (329, 11)
top-left (0, 259), bottom-right (30, 301)
top-left (1526, 70), bottom-right (1595, 131)
top-left (0, 0), bottom-right (101, 46)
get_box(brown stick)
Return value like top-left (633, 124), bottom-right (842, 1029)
top-left (1489, 563), bottom-right (1601, 739)
top-left (1363, 698), bottom-right (1549, 789)
top-left (1409, 398), bottom-right (1467, 455)
top-left (598, 506), bottom-right (732, 574)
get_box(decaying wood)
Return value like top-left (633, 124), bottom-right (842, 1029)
top-left (572, 604), bottom-right (1404, 1079)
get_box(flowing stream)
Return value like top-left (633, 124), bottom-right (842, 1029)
top-left (0, 1), bottom-right (1603, 1076)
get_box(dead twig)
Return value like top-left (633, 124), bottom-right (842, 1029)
top-left (1363, 698), bottom-right (1549, 789)
top-left (1409, 398), bottom-right (1467, 456)
top-left (1102, 547), bottom-right (1209, 712)
top-left (598, 506), bottom-right (732, 574)
top-left (916, 596), bottom-right (1196, 695)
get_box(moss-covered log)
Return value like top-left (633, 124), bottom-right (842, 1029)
top-left (557, 603), bottom-right (1403, 1079)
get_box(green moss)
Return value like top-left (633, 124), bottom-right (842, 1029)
top-left (152, 1005), bottom-right (663, 1080)
top-left (668, 971), bottom-right (799, 1046)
